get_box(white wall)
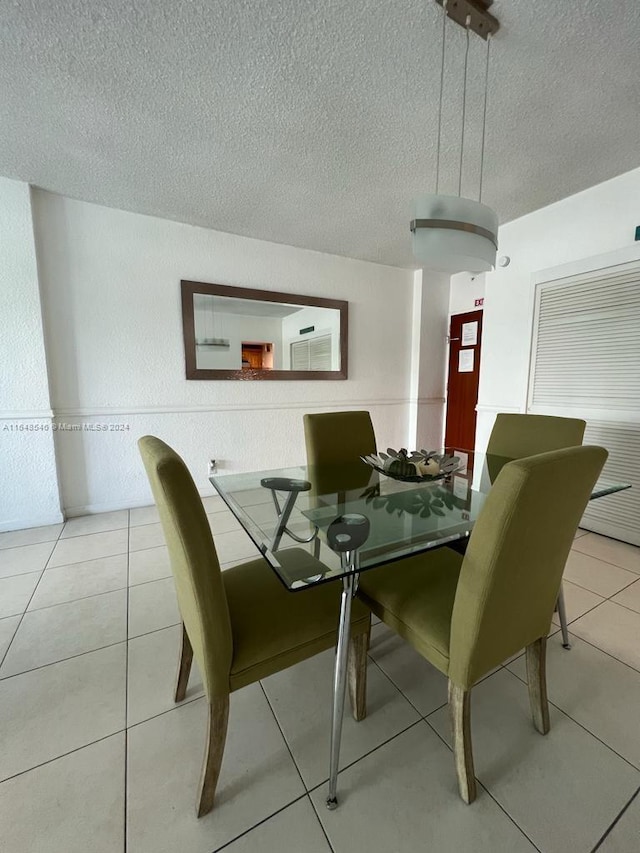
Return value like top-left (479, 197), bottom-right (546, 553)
top-left (0, 179), bottom-right (62, 531)
top-left (194, 309), bottom-right (283, 370)
top-left (281, 306), bottom-right (341, 370)
top-left (31, 190), bottom-right (427, 516)
top-left (407, 270), bottom-right (450, 450)
top-left (477, 165), bottom-right (640, 451)
top-left (449, 271), bottom-right (485, 317)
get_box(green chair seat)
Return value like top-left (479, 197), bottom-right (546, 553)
top-left (138, 436), bottom-right (371, 817)
top-left (226, 552), bottom-right (370, 691)
top-left (359, 549), bottom-right (463, 674)
top-left (357, 446), bottom-right (607, 805)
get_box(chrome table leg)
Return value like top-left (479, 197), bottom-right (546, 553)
top-left (326, 553), bottom-right (358, 810)
top-left (324, 513), bottom-right (369, 810)
top-left (269, 489), bottom-right (299, 552)
top-left (556, 585), bottom-right (571, 649)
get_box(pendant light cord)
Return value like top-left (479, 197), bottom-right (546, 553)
top-left (458, 16), bottom-right (471, 197)
top-left (435, 0), bottom-right (447, 193)
top-left (479, 32), bottom-right (492, 203)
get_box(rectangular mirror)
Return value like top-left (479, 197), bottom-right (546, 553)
top-left (181, 281), bottom-right (348, 380)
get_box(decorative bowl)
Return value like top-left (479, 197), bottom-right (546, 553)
top-left (361, 448), bottom-right (461, 483)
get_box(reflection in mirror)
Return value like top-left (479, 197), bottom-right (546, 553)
top-left (182, 281), bottom-right (348, 380)
top-left (194, 294), bottom-right (340, 372)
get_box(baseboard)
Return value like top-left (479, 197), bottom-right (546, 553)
top-left (64, 490), bottom-right (220, 518)
top-left (0, 511), bottom-right (65, 533)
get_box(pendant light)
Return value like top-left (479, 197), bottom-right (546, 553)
top-left (195, 295), bottom-right (230, 348)
top-left (411, 0), bottom-right (500, 273)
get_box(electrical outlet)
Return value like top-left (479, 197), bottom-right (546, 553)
top-left (208, 459), bottom-right (217, 476)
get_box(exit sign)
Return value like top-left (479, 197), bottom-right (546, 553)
top-left (474, 298), bottom-right (484, 307)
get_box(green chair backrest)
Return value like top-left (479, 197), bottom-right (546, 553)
top-left (138, 436), bottom-right (232, 699)
top-left (303, 411), bottom-right (377, 496)
top-left (449, 445), bottom-right (607, 689)
top-left (304, 411), bottom-right (377, 466)
top-left (486, 413), bottom-right (586, 482)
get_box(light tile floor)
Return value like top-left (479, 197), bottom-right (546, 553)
top-left (1, 511), bottom-right (639, 853)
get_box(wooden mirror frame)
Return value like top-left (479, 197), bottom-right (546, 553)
top-left (181, 280), bottom-right (348, 380)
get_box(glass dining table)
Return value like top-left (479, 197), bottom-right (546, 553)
top-left (210, 450), bottom-right (630, 809)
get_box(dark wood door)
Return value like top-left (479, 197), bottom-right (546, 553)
top-left (444, 310), bottom-right (483, 452)
top-left (241, 346), bottom-right (263, 369)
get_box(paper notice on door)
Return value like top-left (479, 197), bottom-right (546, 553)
top-left (461, 321), bottom-right (478, 346)
top-left (453, 474), bottom-right (470, 501)
top-left (454, 451), bottom-right (469, 475)
top-left (458, 349), bottom-right (474, 373)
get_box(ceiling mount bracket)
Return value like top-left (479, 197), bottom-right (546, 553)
top-left (434, 0), bottom-right (499, 40)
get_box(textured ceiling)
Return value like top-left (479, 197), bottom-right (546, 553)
top-left (1, 0), bottom-right (639, 268)
top-left (201, 295), bottom-right (301, 318)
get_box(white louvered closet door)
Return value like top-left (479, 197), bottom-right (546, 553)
top-left (290, 335), bottom-right (332, 371)
top-left (309, 334), bottom-right (332, 371)
top-left (291, 340), bottom-right (310, 370)
top-left (529, 262), bottom-right (640, 545)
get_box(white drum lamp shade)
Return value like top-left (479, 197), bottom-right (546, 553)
top-left (411, 194), bottom-right (498, 273)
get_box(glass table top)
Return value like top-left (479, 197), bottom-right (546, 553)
top-left (210, 452), bottom-right (631, 592)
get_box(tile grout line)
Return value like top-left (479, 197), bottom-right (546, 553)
top-left (366, 652), bottom-right (427, 719)
top-left (2, 514), bottom-right (639, 844)
top-left (422, 715), bottom-right (545, 853)
top-left (0, 619), bottom-right (185, 684)
top-left (560, 630), bottom-right (640, 678)
top-left (590, 784), bottom-right (640, 852)
top-left (561, 572), bottom-right (638, 603)
top-left (42, 507), bottom-right (236, 544)
top-left (210, 792), bottom-right (310, 853)
top-left (258, 681), bottom-right (308, 791)
top-left (126, 692), bottom-right (205, 733)
top-left (57, 523), bottom-right (128, 541)
top-left (305, 718), bottom-right (425, 796)
top-left (366, 634), bottom-right (500, 722)
top-left (505, 647), bottom-right (640, 774)
top-left (43, 550), bottom-right (128, 571)
top-left (552, 597), bottom-right (614, 631)
top-left (0, 527), bottom-right (65, 671)
top-left (24, 580), bottom-right (132, 616)
top-left (598, 597), bottom-right (640, 619)
top-left (306, 793), bottom-right (337, 853)
top-left (7, 557), bottom-right (625, 614)
top-left (0, 568), bottom-right (44, 583)
top-left (570, 543), bottom-right (640, 577)
top-left (0, 730), bottom-right (124, 787)
top-left (124, 511), bottom-right (130, 853)
top-left (1, 689), bottom-right (204, 792)
top-left (508, 626), bottom-right (640, 679)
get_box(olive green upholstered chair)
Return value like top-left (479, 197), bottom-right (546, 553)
top-left (303, 410), bottom-right (377, 494)
top-left (485, 413), bottom-right (586, 647)
top-left (485, 413), bottom-right (586, 482)
top-left (304, 411), bottom-right (377, 467)
top-left (303, 411), bottom-right (378, 559)
top-left (138, 436), bottom-right (371, 818)
top-left (358, 446), bottom-right (607, 804)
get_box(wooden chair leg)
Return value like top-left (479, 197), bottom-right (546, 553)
top-left (448, 681), bottom-right (477, 804)
top-left (526, 636), bottom-right (550, 735)
top-left (174, 622), bottom-right (193, 703)
top-left (197, 695), bottom-right (230, 818)
top-left (348, 631), bottom-right (369, 722)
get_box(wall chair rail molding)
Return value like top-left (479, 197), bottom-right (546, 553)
top-left (181, 280), bottom-right (348, 381)
top-left (0, 410), bottom-right (55, 420)
top-left (475, 403), bottom-right (522, 415)
top-left (52, 399), bottom-right (414, 418)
